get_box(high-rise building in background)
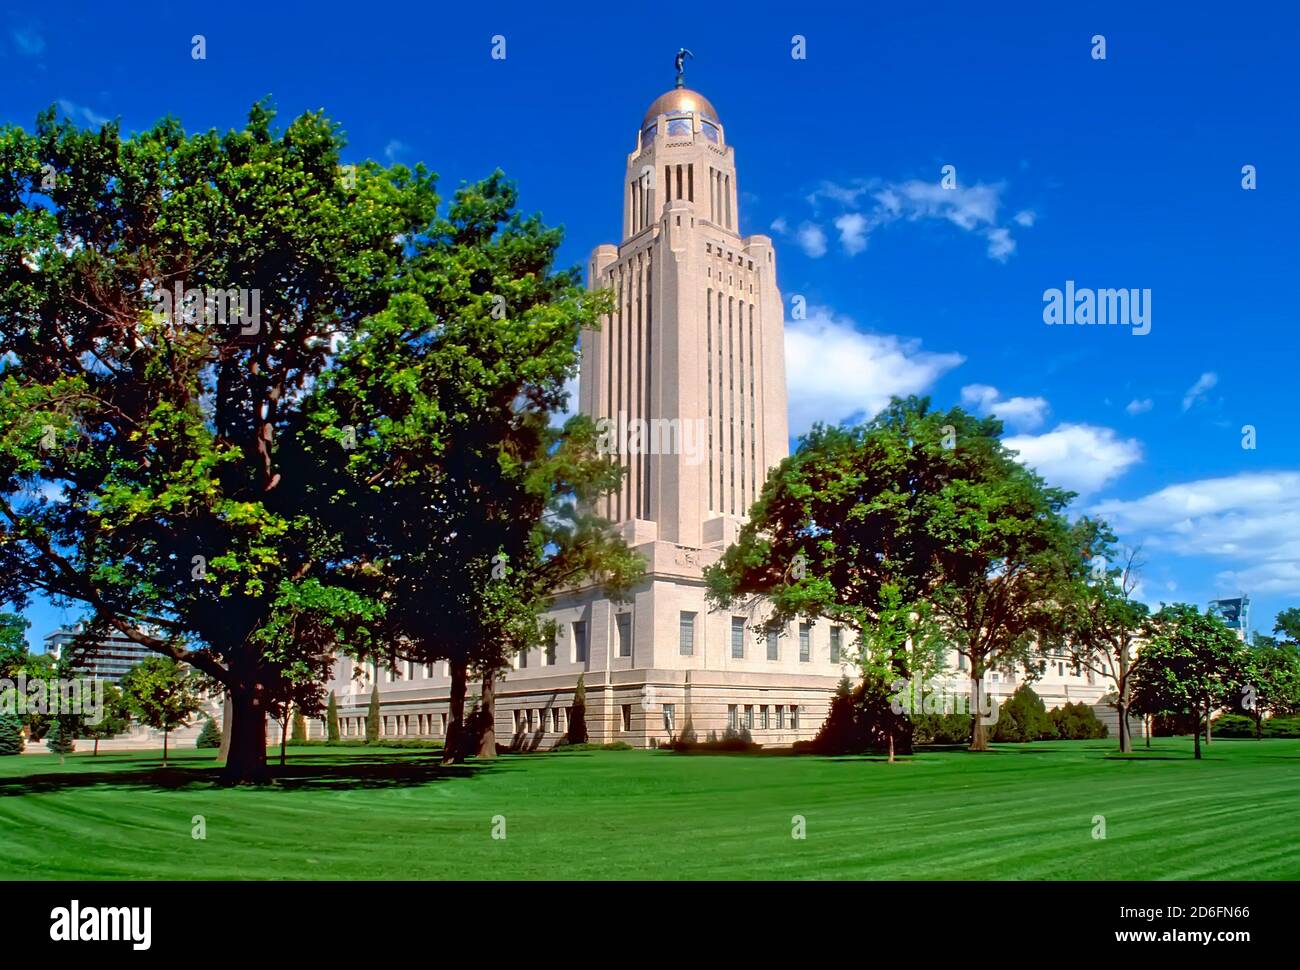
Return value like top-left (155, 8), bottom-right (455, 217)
top-left (44, 623), bottom-right (154, 684)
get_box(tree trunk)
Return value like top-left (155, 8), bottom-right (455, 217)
top-left (1193, 703), bottom-right (1202, 760)
top-left (93, 738), bottom-right (99, 756)
top-left (218, 690), bottom-right (233, 762)
top-left (1204, 703), bottom-right (1213, 745)
top-left (888, 731), bottom-right (895, 764)
top-left (163, 727), bottom-right (169, 766)
top-left (1145, 715), bottom-right (1152, 747)
top-left (221, 683), bottom-right (270, 785)
top-left (1255, 708), bottom-right (1262, 740)
top-left (1116, 700), bottom-right (1132, 754)
top-left (968, 673), bottom-right (989, 751)
top-left (280, 718), bottom-right (288, 767)
top-left (441, 658), bottom-right (468, 765)
top-left (476, 670), bottom-right (497, 759)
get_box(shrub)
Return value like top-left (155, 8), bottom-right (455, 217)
top-left (1048, 701), bottom-right (1109, 740)
top-left (1216, 714), bottom-right (1300, 738)
top-left (912, 711), bottom-right (974, 745)
top-left (991, 686), bottom-right (1054, 742)
top-left (196, 716), bottom-right (222, 749)
top-left (567, 674), bottom-right (588, 744)
top-left (365, 685), bottom-right (380, 743)
top-left (0, 713), bottom-right (23, 755)
top-left (326, 693), bottom-right (340, 742)
top-left (291, 707), bottom-right (307, 742)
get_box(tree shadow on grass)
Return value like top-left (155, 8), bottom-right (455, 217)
top-left (0, 751), bottom-right (504, 796)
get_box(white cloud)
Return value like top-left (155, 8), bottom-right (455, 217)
top-left (1092, 472), bottom-right (1300, 597)
top-left (1004, 423), bottom-right (1142, 498)
top-left (784, 306), bottom-right (964, 435)
top-left (833, 212), bottom-right (869, 255)
top-left (960, 383), bottom-right (1049, 431)
top-left (384, 140), bottom-right (410, 163)
top-left (56, 99), bottom-right (109, 127)
top-left (795, 222), bottom-right (828, 258)
top-left (1125, 398), bottom-right (1154, 415)
top-left (769, 216), bottom-right (788, 234)
top-left (1182, 371), bottom-right (1218, 411)
top-left (985, 227), bottom-right (1015, 262)
top-left (805, 177), bottom-right (1029, 261)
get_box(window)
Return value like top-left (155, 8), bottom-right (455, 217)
top-left (440, 713), bottom-right (448, 735)
top-left (424, 663), bottom-right (434, 678)
top-left (663, 703), bottom-right (675, 733)
top-left (799, 623), bottom-right (811, 662)
top-left (731, 617), bottom-right (745, 659)
top-left (385, 666), bottom-right (394, 683)
top-left (616, 613), bottom-right (633, 659)
top-left (776, 705), bottom-right (785, 730)
top-left (679, 611), bottom-right (696, 656)
top-left (743, 705), bottom-right (754, 730)
top-left (621, 704), bottom-right (632, 732)
top-left (518, 648), bottom-right (527, 669)
top-left (791, 706), bottom-right (801, 730)
top-left (544, 638), bottom-right (556, 666)
top-left (641, 125), bottom-right (656, 149)
top-left (957, 652), bottom-right (967, 671)
top-left (830, 627), bottom-right (842, 663)
top-left (767, 630), bottom-right (779, 661)
top-left (760, 705), bottom-right (769, 730)
top-left (666, 113), bottom-right (692, 137)
top-left (727, 704), bottom-right (738, 731)
top-left (571, 620), bottom-right (588, 663)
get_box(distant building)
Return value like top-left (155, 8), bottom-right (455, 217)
top-left (1207, 596), bottom-right (1250, 641)
top-left (44, 624), bottom-right (154, 683)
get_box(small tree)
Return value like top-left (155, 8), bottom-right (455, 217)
top-left (196, 717), bottom-right (223, 749)
top-left (292, 707), bottom-right (307, 742)
top-left (326, 693), bottom-right (341, 742)
top-left (0, 713), bottom-right (24, 755)
top-left (80, 682), bottom-right (132, 756)
top-left (121, 657), bottom-right (204, 766)
top-left (365, 685), bottom-right (381, 744)
top-left (1130, 604), bottom-right (1247, 760)
top-left (568, 674), bottom-right (588, 744)
top-left (44, 715), bottom-right (76, 761)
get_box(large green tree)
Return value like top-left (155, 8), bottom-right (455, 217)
top-left (1130, 604), bottom-right (1248, 759)
top-left (298, 173), bottom-right (639, 764)
top-left (0, 102), bottom-right (438, 782)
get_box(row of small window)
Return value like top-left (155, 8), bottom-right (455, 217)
top-left (511, 707), bottom-right (569, 734)
top-left (952, 654), bottom-right (1094, 683)
top-left (338, 713), bottom-right (448, 737)
top-left (679, 612), bottom-right (848, 663)
top-left (725, 703), bottom-right (801, 732)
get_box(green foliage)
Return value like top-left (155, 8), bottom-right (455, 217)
top-left (365, 685), bottom-right (380, 744)
top-left (44, 716), bottom-right (75, 754)
top-left (291, 706), bottom-right (307, 742)
top-left (810, 674), bottom-right (912, 755)
top-left (80, 682), bottom-right (132, 748)
top-left (1214, 713), bottom-right (1300, 739)
top-left (706, 397), bottom-right (1081, 752)
top-left (196, 716), bottom-right (222, 749)
top-left (567, 673), bottom-right (588, 744)
top-left (911, 710), bottom-right (973, 745)
top-left (120, 657), bottom-right (203, 734)
top-left (991, 685), bottom-right (1054, 742)
top-left (0, 612), bottom-right (31, 678)
top-left (1048, 701), bottom-right (1109, 740)
top-left (0, 713), bottom-right (24, 755)
top-left (326, 693), bottom-right (340, 742)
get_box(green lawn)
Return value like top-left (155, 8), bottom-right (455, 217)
top-left (1, 738), bottom-right (1297, 880)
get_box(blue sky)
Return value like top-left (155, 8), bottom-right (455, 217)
top-left (3, 1), bottom-right (1298, 645)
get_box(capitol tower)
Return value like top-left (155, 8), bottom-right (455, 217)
top-left (328, 67), bottom-right (853, 748)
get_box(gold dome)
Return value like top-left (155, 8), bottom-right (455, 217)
top-left (641, 88), bottom-right (720, 128)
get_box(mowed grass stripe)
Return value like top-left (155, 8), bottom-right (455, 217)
top-left (0, 739), bottom-right (1296, 880)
